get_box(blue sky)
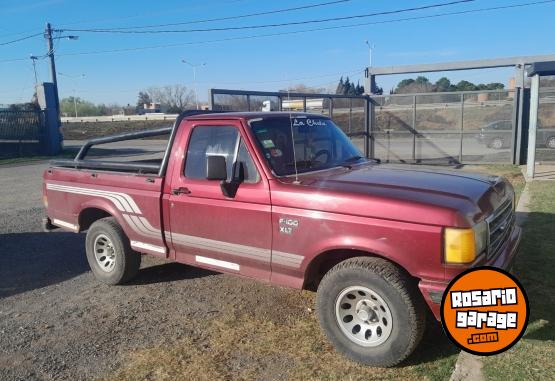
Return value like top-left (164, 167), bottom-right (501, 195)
top-left (1, 0), bottom-right (554, 105)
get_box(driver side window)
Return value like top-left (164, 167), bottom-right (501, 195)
top-left (184, 125), bottom-right (260, 183)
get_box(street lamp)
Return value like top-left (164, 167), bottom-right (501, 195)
top-left (365, 40), bottom-right (375, 68)
top-left (58, 72), bottom-right (86, 118)
top-left (181, 59), bottom-right (206, 110)
top-left (30, 55), bottom-right (39, 84)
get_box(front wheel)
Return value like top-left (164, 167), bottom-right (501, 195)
top-left (85, 217), bottom-right (141, 285)
top-left (316, 257), bottom-right (426, 367)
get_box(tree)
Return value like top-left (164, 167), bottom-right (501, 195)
top-left (435, 77), bottom-right (452, 92)
top-left (146, 84), bottom-right (194, 113)
top-left (60, 97), bottom-right (101, 117)
top-left (394, 77), bottom-right (505, 94)
top-left (394, 76), bottom-right (433, 94)
top-left (454, 80), bottom-right (477, 92)
top-left (284, 84), bottom-right (326, 94)
top-left (136, 91), bottom-right (152, 109)
top-left (335, 77), bottom-right (345, 95)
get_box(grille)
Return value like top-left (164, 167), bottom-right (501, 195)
top-left (486, 198), bottom-right (515, 259)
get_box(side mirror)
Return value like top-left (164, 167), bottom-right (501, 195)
top-left (221, 162), bottom-right (245, 198)
top-left (206, 155), bottom-right (227, 180)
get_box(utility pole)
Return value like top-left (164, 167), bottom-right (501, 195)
top-left (45, 23), bottom-right (60, 114)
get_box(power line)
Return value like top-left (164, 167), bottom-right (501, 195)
top-left (0, 32), bottom-right (42, 46)
top-left (1, 0), bottom-right (552, 64)
top-left (52, 0), bottom-right (555, 58)
top-left (62, 0), bottom-right (476, 34)
top-left (71, 0), bottom-right (352, 31)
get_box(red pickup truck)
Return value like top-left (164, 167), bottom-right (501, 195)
top-left (43, 111), bottom-right (521, 367)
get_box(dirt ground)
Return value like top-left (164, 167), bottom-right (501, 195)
top-left (0, 159), bottom-right (460, 380)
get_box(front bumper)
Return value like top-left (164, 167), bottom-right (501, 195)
top-left (419, 225), bottom-right (522, 320)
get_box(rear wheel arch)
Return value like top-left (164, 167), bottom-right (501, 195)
top-left (78, 207), bottom-right (112, 232)
top-left (303, 249), bottom-right (415, 291)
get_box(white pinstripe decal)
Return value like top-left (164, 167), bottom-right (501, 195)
top-left (46, 184), bottom-right (141, 213)
top-left (47, 182), bottom-right (304, 267)
top-left (131, 240), bottom-right (166, 254)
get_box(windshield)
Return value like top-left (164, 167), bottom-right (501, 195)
top-left (249, 116), bottom-right (364, 176)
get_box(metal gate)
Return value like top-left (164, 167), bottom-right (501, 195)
top-left (209, 89), bottom-right (370, 156)
top-left (533, 80), bottom-right (555, 178)
top-left (370, 89), bottom-right (517, 165)
top-left (0, 110), bottom-right (45, 156)
top-left (209, 88), bottom-right (519, 165)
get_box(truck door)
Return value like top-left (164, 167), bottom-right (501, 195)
top-left (167, 120), bottom-right (272, 280)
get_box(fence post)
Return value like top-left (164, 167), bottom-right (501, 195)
top-left (526, 74), bottom-right (540, 178)
top-left (247, 95), bottom-right (251, 111)
top-left (412, 95), bottom-right (416, 163)
top-left (348, 98), bottom-right (352, 134)
top-left (459, 93), bottom-right (464, 163)
top-left (365, 96), bottom-right (373, 158)
top-left (510, 89), bottom-right (520, 165)
top-left (209, 89), bottom-right (215, 110)
top-left (328, 98), bottom-right (333, 119)
top-left (303, 97), bottom-right (307, 112)
top-left (36, 83), bottom-right (62, 155)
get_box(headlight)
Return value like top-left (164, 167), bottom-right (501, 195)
top-left (444, 221), bottom-right (488, 264)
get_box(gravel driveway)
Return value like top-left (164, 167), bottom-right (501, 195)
top-left (0, 156), bottom-right (457, 381)
top-left (0, 158), bottom-right (311, 380)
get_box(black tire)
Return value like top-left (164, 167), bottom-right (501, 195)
top-left (316, 257), bottom-right (426, 367)
top-left (85, 217), bottom-right (141, 285)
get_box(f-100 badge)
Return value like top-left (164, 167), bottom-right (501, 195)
top-left (279, 217), bottom-right (299, 235)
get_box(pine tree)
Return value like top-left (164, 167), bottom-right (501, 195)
top-left (335, 77), bottom-right (345, 95)
top-left (344, 77), bottom-right (352, 95)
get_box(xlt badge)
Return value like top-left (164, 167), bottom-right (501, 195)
top-left (279, 217), bottom-right (299, 235)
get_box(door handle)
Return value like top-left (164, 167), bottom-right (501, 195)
top-left (172, 187), bottom-right (191, 195)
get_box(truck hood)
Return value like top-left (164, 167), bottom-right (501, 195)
top-left (275, 163), bottom-right (512, 227)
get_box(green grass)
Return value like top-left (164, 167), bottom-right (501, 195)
top-left (481, 181), bottom-right (555, 381)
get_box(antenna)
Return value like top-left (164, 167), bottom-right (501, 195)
top-left (286, 85), bottom-right (300, 184)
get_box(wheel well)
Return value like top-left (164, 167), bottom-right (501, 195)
top-left (78, 208), bottom-right (112, 232)
top-left (302, 249), bottom-right (414, 291)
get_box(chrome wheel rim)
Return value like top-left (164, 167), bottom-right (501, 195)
top-left (547, 137), bottom-right (555, 149)
top-left (335, 286), bottom-right (393, 347)
top-left (93, 234), bottom-right (116, 272)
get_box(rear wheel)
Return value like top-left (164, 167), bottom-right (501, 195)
top-left (316, 257), bottom-right (425, 367)
top-left (85, 217), bottom-right (141, 285)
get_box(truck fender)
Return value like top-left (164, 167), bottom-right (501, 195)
top-left (78, 199), bottom-right (128, 235)
top-left (301, 235), bottom-right (415, 289)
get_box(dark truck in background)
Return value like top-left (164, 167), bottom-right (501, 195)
top-left (43, 111), bottom-right (521, 367)
top-left (477, 119), bottom-right (555, 149)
